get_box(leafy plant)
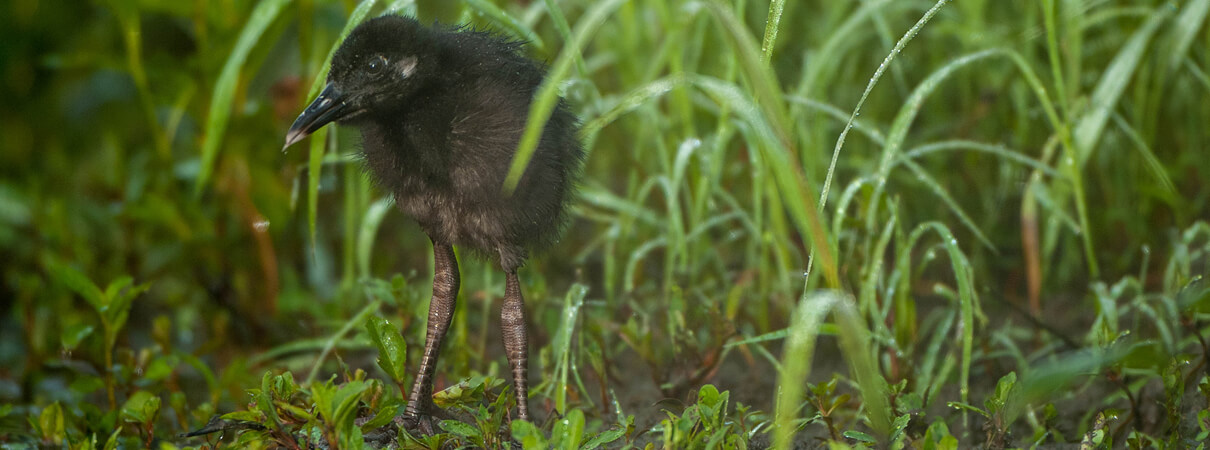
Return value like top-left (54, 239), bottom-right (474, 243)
top-left (48, 264), bottom-right (149, 411)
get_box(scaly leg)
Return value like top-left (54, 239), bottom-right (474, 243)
top-left (501, 271), bottom-right (530, 421)
top-left (404, 241), bottom-right (459, 427)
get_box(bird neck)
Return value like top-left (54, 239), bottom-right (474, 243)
top-left (361, 93), bottom-right (458, 179)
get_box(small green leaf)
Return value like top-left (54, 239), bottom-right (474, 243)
top-left (272, 371), bottom-right (298, 400)
top-left (221, 409), bottom-right (264, 423)
top-left (330, 381), bottom-right (369, 429)
top-left (439, 419), bottom-right (481, 439)
top-left (946, 401), bottom-right (989, 418)
top-left (360, 397), bottom-right (403, 432)
top-left (103, 427), bottom-right (121, 450)
top-left (277, 402), bottom-right (315, 422)
top-left (49, 262), bottom-right (104, 309)
top-left (38, 402), bottom-right (66, 445)
top-left (120, 391), bottom-right (161, 425)
top-left (140, 356), bottom-right (175, 382)
top-left (697, 384), bottom-right (721, 408)
top-left (843, 430), bottom-right (877, 444)
top-left (102, 276), bottom-right (134, 304)
top-left (257, 372), bottom-right (281, 428)
top-left (889, 413), bottom-right (912, 444)
top-left (169, 392), bottom-right (187, 419)
top-left (827, 441), bottom-right (855, 450)
top-left (921, 420), bottom-right (955, 450)
top-left (433, 376), bottom-right (501, 408)
top-left (582, 428), bottom-right (625, 449)
top-left (69, 376), bottom-right (105, 395)
top-left (696, 384), bottom-right (728, 430)
top-left (311, 378), bottom-right (371, 445)
top-left (830, 393), bottom-right (851, 413)
top-left (985, 371), bottom-right (1017, 414)
top-left (365, 316), bottom-right (407, 383)
top-left (338, 425), bottom-right (365, 450)
top-left (100, 280), bottom-right (149, 339)
top-left (511, 419), bottom-right (548, 449)
top-left (311, 381), bottom-right (335, 419)
top-left (60, 323), bottom-right (95, 351)
top-left (551, 408), bottom-right (585, 450)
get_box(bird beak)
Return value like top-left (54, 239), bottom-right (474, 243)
top-left (283, 83), bottom-right (349, 151)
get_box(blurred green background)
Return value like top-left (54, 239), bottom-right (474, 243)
top-left (2, 0), bottom-right (1210, 447)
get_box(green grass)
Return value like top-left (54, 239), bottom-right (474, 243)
top-left (2, 0), bottom-right (1210, 448)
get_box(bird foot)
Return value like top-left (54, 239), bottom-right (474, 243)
top-left (399, 407), bottom-right (521, 447)
top-left (401, 413), bottom-right (439, 436)
top-left (399, 400), bottom-right (462, 437)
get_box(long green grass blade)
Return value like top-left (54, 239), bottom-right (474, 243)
top-left (503, 0), bottom-right (626, 193)
top-left (869, 48), bottom-right (997, 233)
top-left (306, 300), bottom-right (382, 384)
top-left (834, 296), bottom-right (892, 437)
top-left (464, 0), bottom-right (545, 51)
top-left (304, 0), bottom-right (379, 245)
top-left (306, 130), bottom-right (329, 251)
top-left (999, 48), bottom-right (1099, 277)
top-left (773, 291), bottom-right (890, 448)
top-left (901, 140), bottom-right (1058, 176)
top-left (195, 0), bottom-right (293, 196)
top-left (795, 0), bottom-right (890, 97)
top-left (1111, 114), bottom-right (1176, 196)
top-left (786, 96), bottom-right (886, 145)
top-left (580, 75), bottom-right (685, 151)
top-left (1041, 0), bottom-right (1071, 118)
top-left (907, 222), bottom-right (980, 432)
top-left (1073, 8), bottom-right (1166, 166)
top-left (356, 197), bottom-right (394, 278)
top-left (772, 292), bottom-right (839, 450)
top-left (108, 2), bottom-right (172, 160)
top-left (550, 284), bottom-right (587, 413)
top-left (1184, 56), bottom-right (1210, 93)
top-left (821, 0), bottom-right (950, 208)
top-left (702, 2), bottom-right (839, 288)
top-left (760, 0), bottom-right (785, 61)
top-left (900, 158), bottom-right (994, 251)
top-left (1168, 0), bottom-right (1210, 70)
top-left (802, 0), bottom-right (950, 293)
top-left (540, 0), bottom-right (586, 75)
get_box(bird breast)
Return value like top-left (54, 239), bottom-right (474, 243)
top-left (357, 87), bottom-right (566, 271)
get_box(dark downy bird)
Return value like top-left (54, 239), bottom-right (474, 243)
top-left (282, 16), bottom-right (583, 427)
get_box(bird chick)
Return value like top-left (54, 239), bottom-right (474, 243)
top-left (283, 15), bottom-right (583, 428)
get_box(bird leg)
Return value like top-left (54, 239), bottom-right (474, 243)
top-left (404, 242), bottom-right (459, 431)
top-left (501, 271), bottom-right (530, 421)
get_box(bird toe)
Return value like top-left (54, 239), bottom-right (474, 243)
top-left (401, 413), bottom-right (438, 437)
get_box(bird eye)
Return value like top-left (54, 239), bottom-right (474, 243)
top-left (366, 55), bottom-right (387, 75)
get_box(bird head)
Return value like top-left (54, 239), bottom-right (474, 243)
top-left (283, 16), bottom-right (436, 150)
